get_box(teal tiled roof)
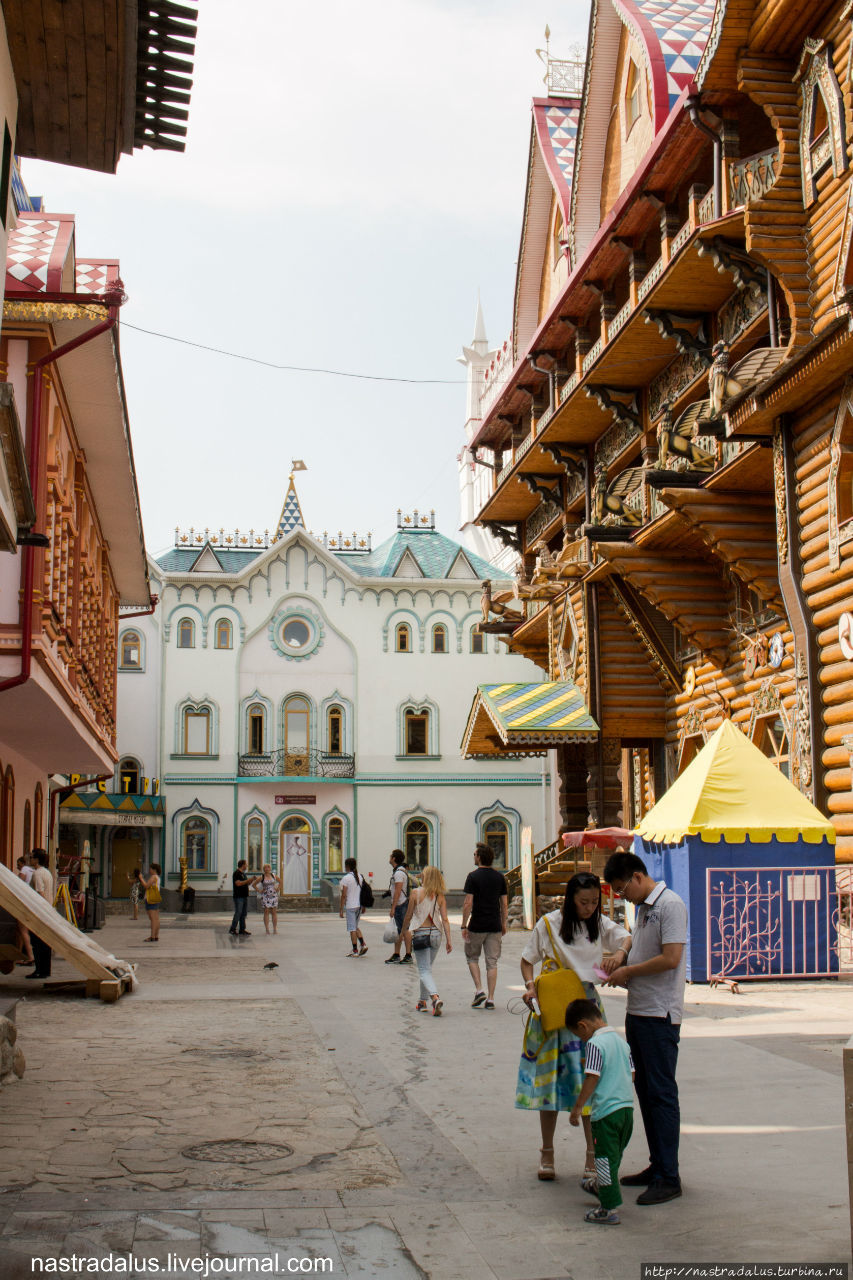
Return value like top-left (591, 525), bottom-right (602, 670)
top-left (337, 530), bottom-right (505, 580)
top-left (155, 547), bottom-right (264, 572)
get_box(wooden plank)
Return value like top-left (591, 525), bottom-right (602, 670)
top-left (0, 861), bottom-right (135, 986)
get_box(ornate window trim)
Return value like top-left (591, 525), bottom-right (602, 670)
top-left (171, 799), bottom-right (219, 876)
top-left (175, 696), bottom-right (219, 757)
top-left (397, 696), bottom-right (440, 758)
top-left (747, 679), bottom-right (792, 769)
top-left (828, 377), bottom-right (853, 570)
top-left (214, 618), bottom-right (233, 650)
top-left (396, 803), bottom-right (441, 870)
top-left (268, 605), bottom-right (324, 661)
top-left (475, 801), bottom-right (522, 869)
top-left (241, 691), bottom-right (273, 756)
top-left (320, 691), bottom-right (353, 755)
top-left (677, 704), bottom-right (707, 772)
top-left (323, 807), bottom-right (349, 877)
top-left (119, 628), bottom-right (144, 671)
top-left (797, 39), bottom-right (847, 206)
top-left (278, 691), bottom-right (317, 754)
top-left (116, 756), bottom-right (143, 794)
top-left (242, 807), bottom-right (269, 873)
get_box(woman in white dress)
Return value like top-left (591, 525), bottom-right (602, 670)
top-left (517, 872), bottom-right (631, 1187)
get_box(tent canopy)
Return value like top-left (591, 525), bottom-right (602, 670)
top-left (635, 719), bottom-right (836, 845)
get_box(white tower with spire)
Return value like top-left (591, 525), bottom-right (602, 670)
top-left (457, 297), bottom-right (518, 573)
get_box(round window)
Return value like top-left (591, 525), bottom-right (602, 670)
top-left (282, 618), bottom-right (311, 649)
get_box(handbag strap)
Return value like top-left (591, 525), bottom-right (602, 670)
top-left (543, 916), bottom-right (565, 971)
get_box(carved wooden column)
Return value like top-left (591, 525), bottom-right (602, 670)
top-left (556, 743), bottom-right (590, 830)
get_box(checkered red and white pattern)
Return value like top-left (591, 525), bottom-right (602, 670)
top-left (76, 260), bottom-right (119, 294)
top-left (534, 101), bottom-right (581, 222)
top-left (5, 218), bottom-right (66, 292)
top-left (637, 0), bottom-right (716, 108)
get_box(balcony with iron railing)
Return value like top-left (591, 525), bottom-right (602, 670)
top-left (238, 749), bottom-right (356, 778)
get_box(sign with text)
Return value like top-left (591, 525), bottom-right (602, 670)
top-left (275, 795), bottom-right (316, 805)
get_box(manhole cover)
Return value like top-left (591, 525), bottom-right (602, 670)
top-left (182, 1140), bottom-right (294, 1165)
top-left (181, 1047), bottom-right (262, 1060)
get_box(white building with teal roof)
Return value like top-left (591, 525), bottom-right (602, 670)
top-left (110, 479), bottom-right (549, 903)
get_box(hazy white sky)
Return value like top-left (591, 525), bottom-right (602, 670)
top-left (23, 0), bottom-right (589, 555)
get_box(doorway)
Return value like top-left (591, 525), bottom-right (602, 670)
top-left (111, 832), bottom-right (144, 897)
top-left (280, 815), bottom-right (312, 895)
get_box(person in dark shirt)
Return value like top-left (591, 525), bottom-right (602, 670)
top-left (461, 843), bottom-right (508, 1010)
top-left (229, 860), bottom-right (258, 936)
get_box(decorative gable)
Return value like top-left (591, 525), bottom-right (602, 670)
top-left (796, 39), bottom-right (847, 207)
top-left (190, 544), bottom-right (224, 572)
top-left (447, 550), bottom-right (478, 580)
top-left (393, 549), bottom-right (425, 578)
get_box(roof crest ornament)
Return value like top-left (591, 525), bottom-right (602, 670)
top-left (535, 26), bottom-right (586, 98)
top-left (396, 508), bottom-right (436, 532)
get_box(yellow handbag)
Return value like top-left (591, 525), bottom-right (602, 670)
top-left (535, 916), bottom-right (586, 1034)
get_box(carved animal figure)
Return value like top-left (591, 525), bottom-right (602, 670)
top-left (656, 406), bottom-right (715, 472)
top-left (591, 465), bottom-right (643, 526)
top-left (708, 341), bottom-right (744, 415)
top-left (481, 579), bottom-right (511, 621)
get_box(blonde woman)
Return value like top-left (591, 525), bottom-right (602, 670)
top-left (401, 865), bottom-right (452, 1016)
top-left (258, 863), bottom-right (283, 935)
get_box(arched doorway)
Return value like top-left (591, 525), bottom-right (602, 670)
top-left (283, 697), bottom-right (310, 775)
top-left (280, 814), bottom-right (311, 895)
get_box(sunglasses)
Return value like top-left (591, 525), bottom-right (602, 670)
top-left (572, 873), bottom-right (600, 889)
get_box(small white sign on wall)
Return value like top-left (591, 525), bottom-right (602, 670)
top-left (786, 874), bottom-right (821, 902)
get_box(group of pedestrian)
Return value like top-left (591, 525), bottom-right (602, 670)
top-left (340, 840), bottom-right (686, 1228)
top-left (517, 850), bottom-right (686, 1227)
top-left (229, 860), bottom-right (285, 937)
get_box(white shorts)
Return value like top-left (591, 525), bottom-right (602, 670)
top-left (345, 907), bottom-right (362, 932)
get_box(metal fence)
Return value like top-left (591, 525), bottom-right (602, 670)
top-left (237, 750), bottom-right (355, 779)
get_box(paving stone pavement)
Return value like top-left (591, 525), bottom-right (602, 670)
top-left (0, 910), bottom-right (850, 1279)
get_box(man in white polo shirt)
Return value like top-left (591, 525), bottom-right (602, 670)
top-left (603, 850), bottom-right (687, 1206)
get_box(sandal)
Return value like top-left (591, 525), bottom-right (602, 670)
top-left (581, 1150), bottom-right (598, 1196)
top-left (538, 1147), bottom-right (555, 1181)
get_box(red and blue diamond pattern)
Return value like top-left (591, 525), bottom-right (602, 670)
top-left (638, 0), bottom-right (716, 108)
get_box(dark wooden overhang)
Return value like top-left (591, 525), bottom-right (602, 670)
top-left (471, 108), bottom-right (737, 454)
top-left (502, 603), bottom-right (551, 669)
top-left (476, 212), bottom-right (752, 527)
top-left (589, 515), bottom-right (731, 665)
top-left (5, 0), bottom-right (198, 172)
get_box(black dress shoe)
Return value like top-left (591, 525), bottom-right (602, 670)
top-left (620, 1167), bottom-right (654, 1186)
top-left (637, 1181), bottom-right (682, 1206)
top-left (239, 930), bottom-right (251, 936)
top-left (24, 972), bottom-right (44, 980)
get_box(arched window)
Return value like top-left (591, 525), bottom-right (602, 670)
top-left (247, 704), bottom-right (266, 755)
top-left (183, 706), bottom-right (211, 755)
top-left (470, 630), bottom-right (484, 654)
top-left (118, 758), bottom-right (140, 793)
top-left (120, 630), bottom-right (142, 669)
top-left (395, 622), bottom-right (411, 653)
top-left (283, 696), bottom-right (311, 775)
top-left (182, 817), bottom-right (210, 871)
top-left (246, 816), bottom-right (263, 873)
top-left (432, 624), bottom-right (447, 654)
top-left (327, 706), bottom-right (343, 755)
top-left (22, 800), bottom-right (31, 861)
top-left (625, 59), bottom-right (642, 130)
top-left (483, 818), bottom-right (509, 869)
top-left (404, 818), bottom-right (430, 870)
top-left (214, 619), bottom-right (232, 650)
top-left (754, 713), bottom-right (791, 779)
top-left (33, 783), bottom-right (43, 850)
top-left (327, 816), bottom-right (344, 874)
top-left (404, 709), bottom-right (429, 756)
top-left (177, 618), bottom-right (195, 649)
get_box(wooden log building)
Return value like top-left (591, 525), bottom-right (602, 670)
top-left (464, 0), bottom-right (853, 863)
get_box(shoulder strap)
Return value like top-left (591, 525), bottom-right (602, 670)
top-left (543, 916), bottom-right (565, 969)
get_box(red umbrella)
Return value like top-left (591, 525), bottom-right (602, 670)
top-left (561, 827), bottom-right (632, 850)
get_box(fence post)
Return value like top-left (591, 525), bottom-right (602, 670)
top-left (840, 1034), bottom-right (845, 1254)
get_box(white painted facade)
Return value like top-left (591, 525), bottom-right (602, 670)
top-left (113, 512), bottom-right (550, 896)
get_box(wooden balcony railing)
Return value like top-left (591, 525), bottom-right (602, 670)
top-left (729, 148), bottom-right (780, 207)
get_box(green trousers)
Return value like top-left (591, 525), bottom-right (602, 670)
top-left (591, 1106), bottom-right (634, 1210)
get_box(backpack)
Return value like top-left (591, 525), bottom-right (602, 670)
top-left (359, 875), bottom-right (374, 909)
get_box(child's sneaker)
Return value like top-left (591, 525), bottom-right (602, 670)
top-left (584, 1207), bottom-right (620, 1225)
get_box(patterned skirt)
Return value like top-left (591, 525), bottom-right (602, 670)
top-left (514, 980), bottom-right (603, 1113)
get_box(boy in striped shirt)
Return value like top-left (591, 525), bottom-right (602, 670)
top-left (567, 999), bottom-right (635, 1225)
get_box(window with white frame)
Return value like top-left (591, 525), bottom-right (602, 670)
top-left (119, 630), bottom-right (143, 669)
top-left (395, 622), bottom-right (412, 653)
top-left (214, 618), bottom-right (233, 649)
top-left (483, 817), bottom-right (509, 869)
top-left (183, 817), bottom-right (210, 870)
top-left (247, 704), bottom-right (266, 755)
top-left (183, 707), bottom-right (211, 755)
top-left (432, 624), bottom-right (448, 654)
top-left (177, 618), bottom-right (195, 649)
top-left (246, 816), bottom-right (264, 873)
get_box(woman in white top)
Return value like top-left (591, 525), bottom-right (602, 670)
top-left (339, 858), bottom-right (368, 956)
top-left (400, 865), bottom-right (452, 1016)
top-left (517, 872), bottom-right (631, 1187)
top-left (138, 863), bottom-right (162, 941)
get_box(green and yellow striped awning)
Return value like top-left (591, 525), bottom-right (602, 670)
top-left (462, 682), bottom-right (599, 758)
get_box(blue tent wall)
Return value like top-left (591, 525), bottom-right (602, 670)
top-left (634, 834), bottom-right (837, 981)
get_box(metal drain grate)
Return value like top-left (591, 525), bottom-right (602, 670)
top-left (181, 1140), bottom-right (294, 1165)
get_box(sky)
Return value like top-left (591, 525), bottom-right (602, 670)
top-left (22, 0), bottom-right (590, 557)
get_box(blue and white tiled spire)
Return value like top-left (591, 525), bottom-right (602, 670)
top-left (276, 475), bottom-right (305, 538)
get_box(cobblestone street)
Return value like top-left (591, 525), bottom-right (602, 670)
top-left (0, 911), bottom-right (850, 1278)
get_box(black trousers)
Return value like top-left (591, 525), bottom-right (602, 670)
top-left (31, 934), bottom-right (52, 978)
top-left (625, 1012), bottom-right (681, 1186)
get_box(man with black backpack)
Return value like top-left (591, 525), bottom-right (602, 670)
top-left (339, 857), bottom-right (370, 957)
top-left (384, 849), bottom-right (413, 965)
